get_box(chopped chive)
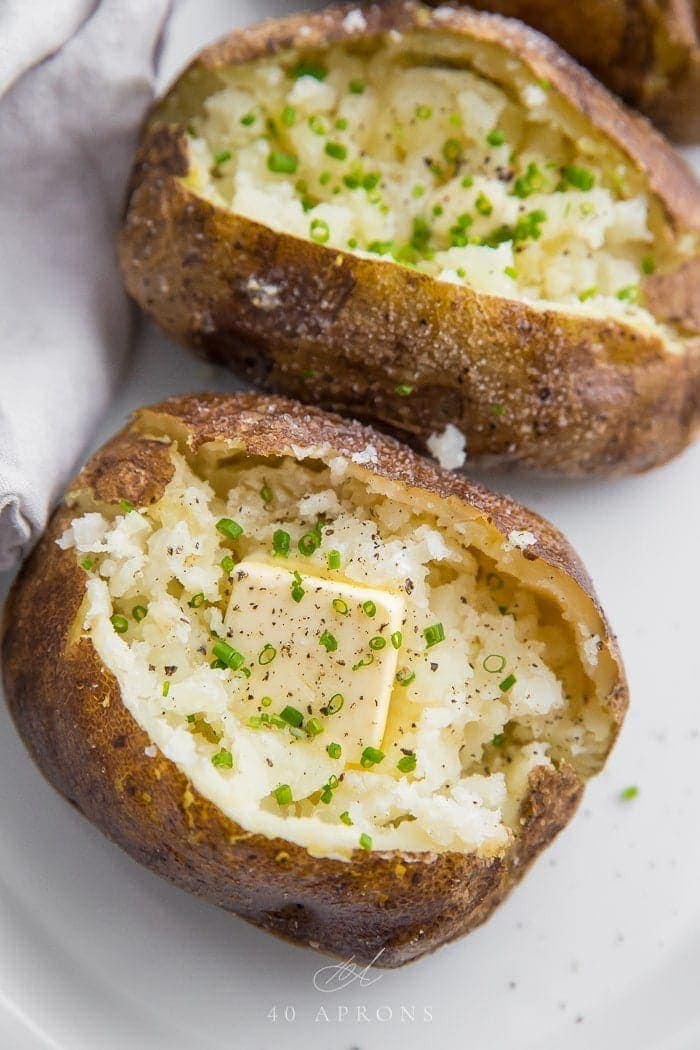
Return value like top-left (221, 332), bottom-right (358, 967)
top-left (261, 696), bottom-right (272, 708)
top-left (325, 141), bottom-right (347, 161)
top-left (292, 60), bottom-right (327, 81)
top-left (220, 554), bottom-right (235, 574)
top-left (486, 128), bottom-right (505, 146)
top-left (319, 783), bottom-right (333, 804)
top-left (213, 149), bottom-right (231, 167)
top-left (188, 592), bottom-right (205, 608)
top-left (395, 668), bottom-right (415, 687)
top-left (500, 673), bottom-right (517, 692)
top-left (352, 653), bottom-right (374, 670)
top-left (362, 600), bottom-right (376, 618)
top-left (442, 138), bottom-right (461, 162)
top-left (280, 705), bottom-right (304, 728)
top-left (212, 640), bottom-right (245, 671)
top-left (324, 693), bottom-right (344, 716)
top-left (240, 112), bottom-right (256, 126)
top-left (617, 285), bottom-right (639, 302)
top-left (260, 483), bottom-right (274, 503)
top-left (415, 104), bottom-right (432, 120)
top-left (110, 614), bottom-right (129, 634)
top-left (335, 117), bottom-right (348, 131)
top-left (274, 784), bottom-right (293, 805)
top-left (579, 286), bottom-right (598, 302)
top-left (132, 604), bottom-right (148, 622)
top-left (397, 752), bottom-right (417, 773)
top-left (280, 105), bottom-right (297, 127)
top-left (475, 192), bottom-right (493, 216)
top-left (327, 742), bottom-right (342, 759)
top-left (504, 266), bottom-right (517, 280)
top-left (423, 622), bottom-right (445, 648)
top-left (267, 149), bottom-right (298, 174)
top-left (340, 810), bottom-right (353, 825)
top-left (298, 530), bottom-right (320, 555)
top-left (395, 383), bottom-right (413, 397)
top-left (391, 630), bottom-right (403, 650)
top-left (641, 256), bottom-right (656, 275)
top-left (492, 732), bottom-right (505, 748)
top-left (273, 529), bottom-right (291, 556)
top-left (483, 653), bottom-right (506, 673)
top-left (319, 630), bottom-right (338, 653)
top-left (211, 748), bottom-right (233, 769)
top-left (563, 164), bottom-right (595, 190)
top-left (332, 598), bottom-right (349, 615)
top-left (620, 785), bottom-right (639, 801)
top-left (310, 218), bottom-right (330, 244)
top-left (349, 79), bottom-right (365, 94)
top-left (216, 517), bottom-right (243, 541)
top-left (309, 115), bottom-right (327, 136)
top-left (327, 549), bottom-right (341, 570)
top-left (211, 659), bottom-right (227, 670)
top-left (369, 636), bottom-right (386, 650)
top-left (360, 746), bottom-right (384, 768)
top-left (306, 717), bottom-right (323, 737)
top-left (118, 498), bottom-right (134, 514)
top-left (412, 183), bottom-right (425, 198)
top-left (359, 832), bottom-right (372, 850)
top-left (162, 681), bottom-right (170, 697)
top-left (461, 174), bottom-right (474, 188)
top-left (291, 570), bottom-right (305, 603)
top-left (258, 644), bottom-right (276, 666)
top-left (80, 557), bottom-right (94, 571)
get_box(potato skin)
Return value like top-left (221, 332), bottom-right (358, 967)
top-left (2, 393), bottom-right (627, 966)
top-left (437, 0), bottom-right (700, 142)
top-left (118, 1), bottom-right (700, 478)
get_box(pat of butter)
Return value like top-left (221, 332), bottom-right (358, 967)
top-left (224, 560), bottom-right (405, 760)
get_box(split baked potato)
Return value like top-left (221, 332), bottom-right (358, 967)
top-left (2, 393), bottom-right (627, 966)
top-left (437, 0), bottom-right (700, 142)
top-left (118, 1), bottom-right (700, 477)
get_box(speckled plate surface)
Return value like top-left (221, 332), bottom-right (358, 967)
top-left (1, 2), bottom-right (699, 1047)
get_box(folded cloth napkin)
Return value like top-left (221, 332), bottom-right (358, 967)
top-left (0, 0), bottom-right (172, 571)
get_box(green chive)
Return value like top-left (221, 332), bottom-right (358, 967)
top-left (274, 784), bottom-right (293, 805)
top-left (617, 285), bottom-right (639, 302)
top-left (620, 785), bottom-right (639, 801)
top-left (310, 218), bottom-right (330, 244)
top-left (415, 104), bottom-right (432, 120)
top-left (391, 631), bottom-right (403, 650)
top-left (492, 732), bottom-right (505, 748)
top-left (340, 810), bottom-right (353, 825)
top-left (395, 668), bottom-right (415, 687)
top-left (118, 498), bottom-right (133, 514)
top-left (213, 149), bottom-right (231, 167)
top-left (349, 78), bottom-right (365, 94)
top-left (110, 614), bottom-right (129, 634)
top-left (423, 622), bottom-right (445, 648)
top-left (292, 60), bottom-right (327, 81)
top-left (212, 641), bottom-right (245, 671)
top-left (319, 783), bottom-right (333, 804)
top-left (273, 529), bottom-right (290, 556)
top-left (216, 517), bottom-right (243, 541)
top-left (563, 164), bottom-right (595, 190)
top-left (362, 600), bottom-right (376, 618)
top-left (642, 256), bottom-right (655, 275)
top-left (359, 833), bottom-right (372, 850)
top-left (475, 192), bottom-right (493, 216)
top-left (397, 753), bottom-right (417, 773)
top-left (486, 128), bottom-right (505, 146)
top-left (281, 105), bottom-right (297, 127)
top-left (483, 653), bottom-right (506, 673)
top-left (267, 150), bottom-right (298, 174)
top-left (327, 549), bottom-right (341, 570)
top-left (360, 746), bottom-right (384, 768)
top-left (352, 653), bottom-right (374, 671)
top-left (132, 604), bottom-right (148, 623)
top-left (220, 555), bottom-right (235, 574)
top-left (442, 138), bottom-right (462, 162)
top-left (327, 742), bottom-right (342, 759)
top-left (188, 592), bottom-right (205, 608)
top-left (324, 693), bottom-right (344, 716)
top-left (306, 717), bottom-right (323, 738)
top-left (500, 673), bottom-right (517, 692)
top-left (211, 748), bottom-right (233, 769)
top-left (369, 636), bottom-right (386, 650)
top-left (325, 141), bottom-right (347, 161)
top-left (395, 383), bottom-right (413, 397)
top-left (280, 705), bottom-right (304, 728)
top-left (309, 115), bottom-right (327, 135)
top-left (298, 530), bottom-right (320, 555)
top-left (258, 644), bottom-right (276, 666)
top-left (260, 484), bottom-right (274, 503)
top-left (332, 598), bottom-right (349, 615)
top-left (261, 696), bottom-right (272, 708)
top-left (291, 570), bottom-right (305, 603)
top-left (319, 630), bottom-right (338, 653)
top-left (162, 681), bottom-right (170, 697)
top-left (80, 556), bottom-right (94, 571)
top-left (461, 174), bottom-right (474, 188)
top-left (240, 113), bottom-right (256, 126)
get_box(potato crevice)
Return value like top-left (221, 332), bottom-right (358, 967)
top-left (58, 441), bottom-right (614, 861)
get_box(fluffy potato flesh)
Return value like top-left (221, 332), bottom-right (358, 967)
top-left (59, 441), bottom-right (616, 861)
top-left (178, 28), bottom-right (695, 342)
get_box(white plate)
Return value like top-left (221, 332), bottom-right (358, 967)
top-left (1, 3), bottom-right (699, 1047)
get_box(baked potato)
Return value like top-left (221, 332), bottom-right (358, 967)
top-left (434, 0), bottom-right (700, 142)
top-left (2, 393), bottom-right (627, 966)
top-left (118, 1), bottom-right (700, 478)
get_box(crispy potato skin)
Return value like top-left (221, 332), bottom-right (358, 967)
top-left (2, 394), bottom-right (627, 966)
top-left (439, 0), bottom-right (700, 142)
top-left (118, 2), bottom-right (700, 478)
